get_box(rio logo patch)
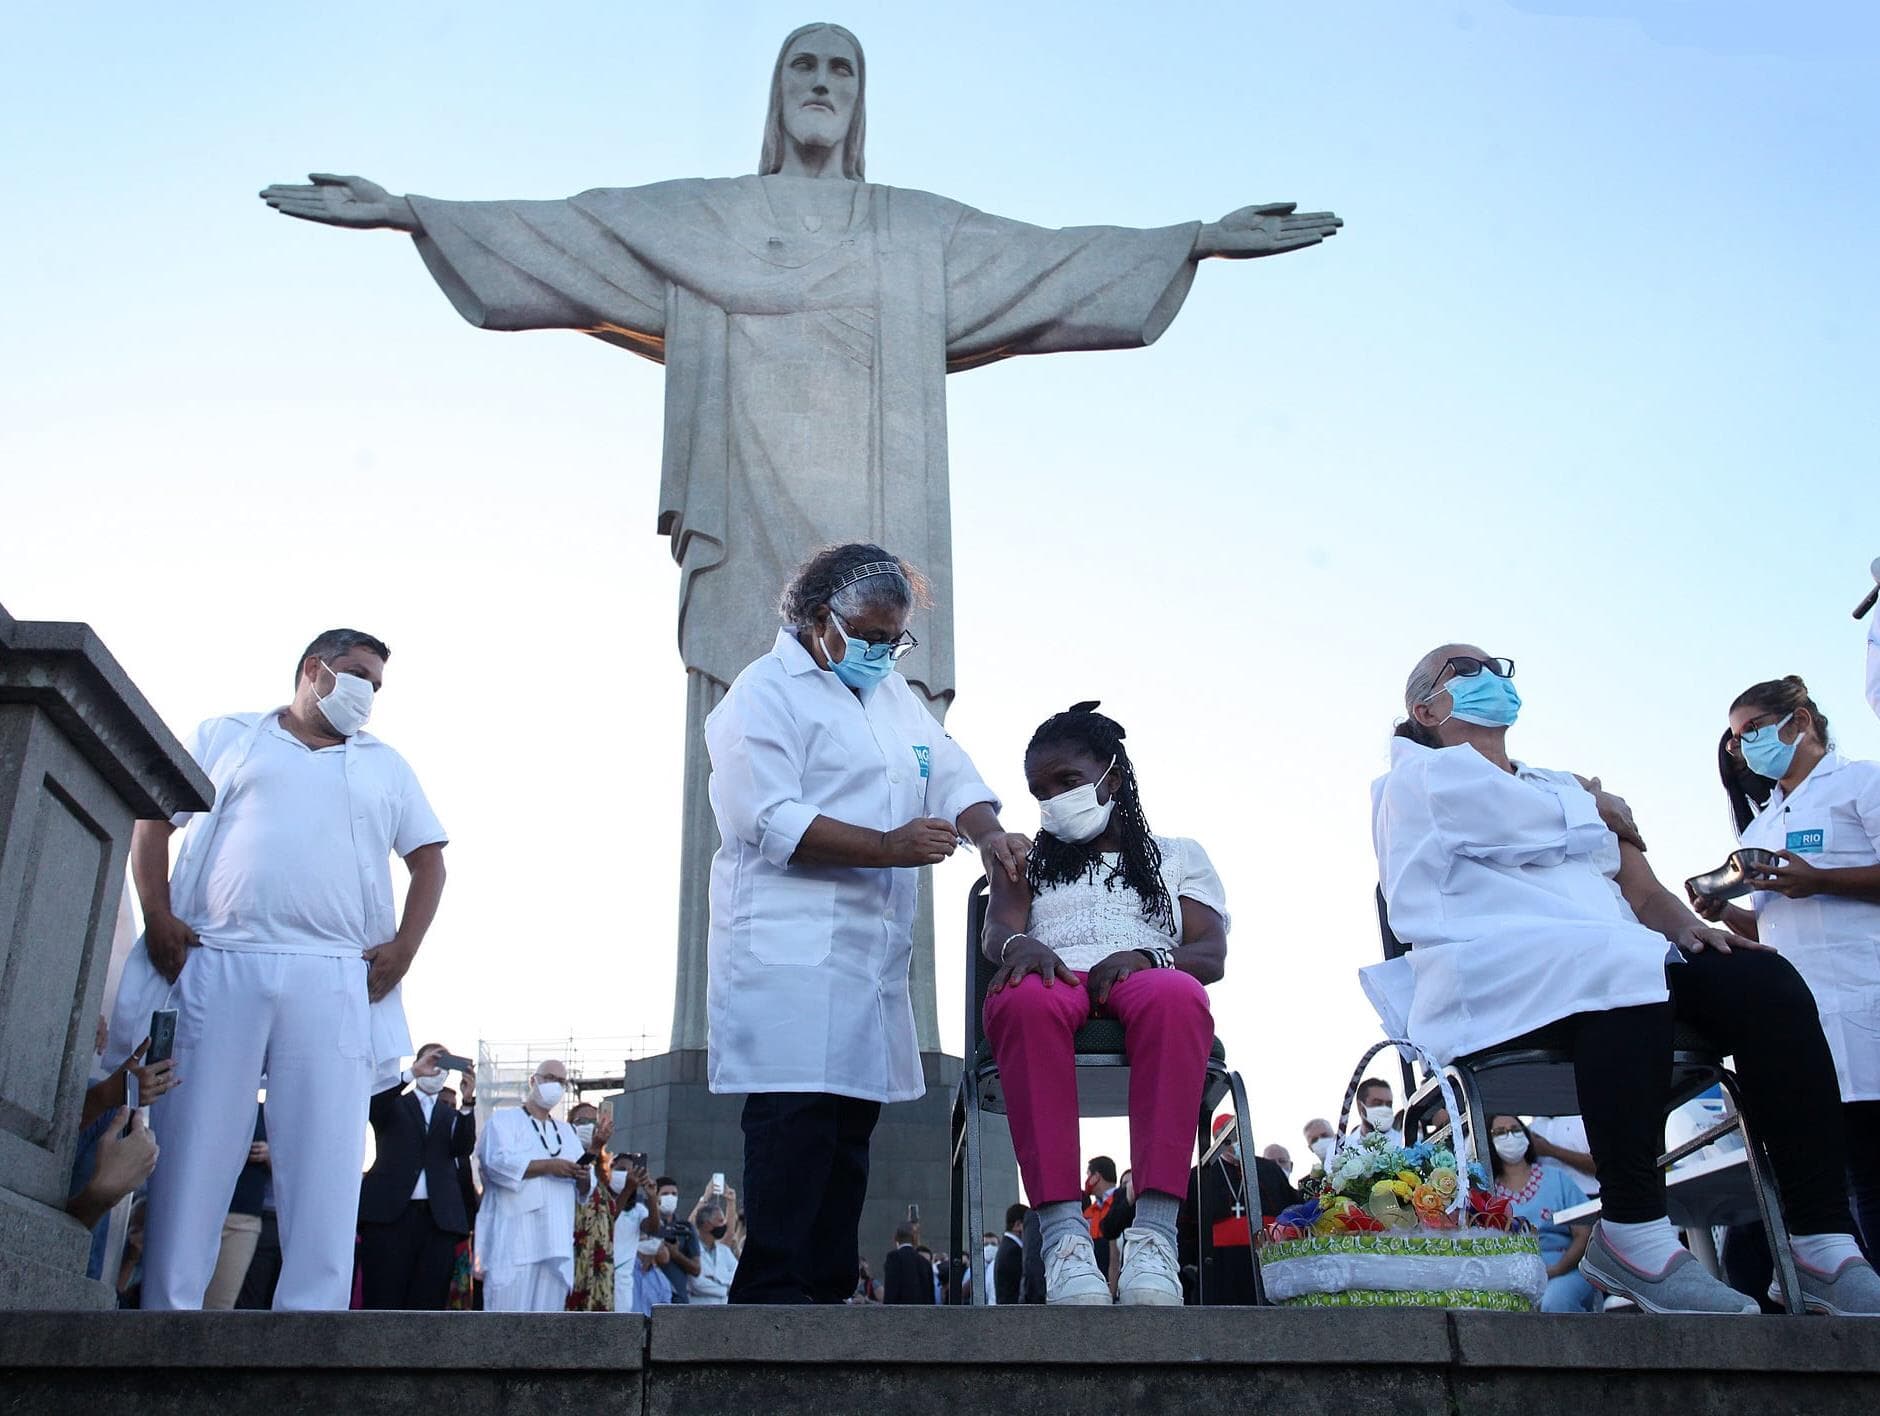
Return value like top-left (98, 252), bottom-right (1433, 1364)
top-left (912, 745), bottom-right (931, 779)
top-left (1786, 828), bottom-right (1825, 855)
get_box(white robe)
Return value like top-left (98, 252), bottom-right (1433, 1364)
top-left (474, 1106), bottom-right (579, 1299)
top-left (1364, 738), bottom-right (1674, 1065)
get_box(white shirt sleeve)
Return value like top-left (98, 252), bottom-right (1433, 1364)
top-left (1173, 837), bottom-right (1230, 933)
top-left (391, 754), bottom-right (449, 856)
top-left (170, 718), bottom-right (228, 829)
top-left (925, 722), bottom-right (999, 828)
top-left (1421, 750), bottom-right (1608, 868)
top-left (475, 1112), bottom-right (533, 1191)
top-left (706, 674), bottom-right (821, 868)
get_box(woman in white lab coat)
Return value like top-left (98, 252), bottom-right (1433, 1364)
top-left (1693, 676), bottom-right (1880, 1258)
top-left (704, 542), bottom-right (1028, 1305)
top-left (1370, 643), bottom-right (1877, 1315)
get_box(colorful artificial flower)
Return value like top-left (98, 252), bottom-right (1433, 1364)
top-left (1367, 1181), bottom-right (1417, 1230)
top-left (1273, 1199), bottom-right (1322, 1234)
top-left (1338, 1207), bottom-right (1386, 1233)
top-left (1411, 1184), bottom-right (1454, 1229)
top-left (1428, 1167), bottom-right (1459, 1200)
top-left (1468, 1189), bottom-right (1514, 1231)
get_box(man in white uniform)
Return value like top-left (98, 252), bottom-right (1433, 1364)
top-left (475, 1060), bottom-right (586, 1310)
top-left (120, 628), bottom-right (448, 1310)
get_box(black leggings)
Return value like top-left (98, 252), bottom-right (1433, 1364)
top-left (1564, 947), bottom-right (1853, 1236)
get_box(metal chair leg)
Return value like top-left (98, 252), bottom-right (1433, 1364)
top-left (1228, 1068), bottom-right (1266, 1306)
top-left (1453, 1064), bottom-right (1491, 1180)
top-left (949, 1081), bottom-right (968, 1306)
top-left (1721, 1070), bottom-right (1802, 1314)
top-left (1196, 1082), bottom-right (1214, 1307)
top-left (964, 1075), bottom-right (987, 1306)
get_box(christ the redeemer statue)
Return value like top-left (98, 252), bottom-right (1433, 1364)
top-left (262, 21), bottom-right (1340, 1052)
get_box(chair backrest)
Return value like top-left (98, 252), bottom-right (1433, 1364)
top-left (1375, 885), bottom-right (1410, 961)
top-left (964, 875), bottom-right (994, 1069)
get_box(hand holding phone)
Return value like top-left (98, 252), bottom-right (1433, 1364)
top-left (146, 1009), bottom-right (179, 1067)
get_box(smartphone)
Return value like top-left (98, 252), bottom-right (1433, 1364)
top-left (434, 1051), bottom-right (474, 1072)
top-left (907, 1202), bottom-right (920, 1224)
top-left (146, 1008), bottom-right (179, 1067)
top-left (711, 1172), bottom-right (725, 1195)
top-left (576, 1151), bottom-right (599, 1168)
top-left (623, 1152), bottom-right (648, 1173)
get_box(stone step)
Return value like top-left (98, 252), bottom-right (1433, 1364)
top-left (3, 1306), bottom-right (1877, 1415)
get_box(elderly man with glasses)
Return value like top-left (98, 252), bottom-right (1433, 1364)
top-left (474, 1060), bottom-right (587, 1311)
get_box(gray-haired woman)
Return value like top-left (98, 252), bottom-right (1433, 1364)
top-left (706, 542), bottom-right (1027, 1305)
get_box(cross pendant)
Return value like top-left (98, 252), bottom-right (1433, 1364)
top-left (1231, 1202), bottom-right (1246, 1218)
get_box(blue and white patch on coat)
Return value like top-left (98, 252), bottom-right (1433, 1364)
top-left (912, 745), bottom-right (931, 779)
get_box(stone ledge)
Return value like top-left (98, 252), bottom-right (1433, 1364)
top-left (1450, 1309), bottom-right (1880, 1372)
top-left (0, 1311), bottom-right (645, 1369)
top-left (652, 1304), bottom-right (1455, 1365)
top-left (0, 605), bottom-right (212, 819)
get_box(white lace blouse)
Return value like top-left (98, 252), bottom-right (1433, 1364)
top-left (1026, 835), bottom-right (1230, 973)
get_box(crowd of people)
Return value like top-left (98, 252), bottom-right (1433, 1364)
top-left (56, 544), bottom-right (1880, 1320)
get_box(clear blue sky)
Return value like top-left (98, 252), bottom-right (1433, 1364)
top-left (4, 2), bottom-right (1876, 1175)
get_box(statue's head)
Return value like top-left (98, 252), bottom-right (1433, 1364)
top-left (759, 22), bottom-right (866, 179)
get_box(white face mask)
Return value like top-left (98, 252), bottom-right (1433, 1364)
top-left (314, 661), bottom-right (375, 737)
top-left (573, 1122), bottom-right (596, 1148)
top-left (414, 1073), bottom-right (446, 1096)
top-left (1493, 1133), bottom-right (1529, 1162)
top-left (532, 1079), bottom-right (564, 1109)
top-left (1364, 1104), bottom-right (1396, 1133)
top-left (1309, 1135), bottom-right (1336, 1165)
top-left (1037, 757), bottom-right (1117, 845)
top-left (983, 1243), bottom-right (998, 1266)
top-left (658, 1193), bottom-right (679, 1217)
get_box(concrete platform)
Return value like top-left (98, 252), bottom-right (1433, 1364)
top-left (3, 1307), bottom-right (1877, 1415)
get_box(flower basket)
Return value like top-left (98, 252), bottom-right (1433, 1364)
top-left (1259, 1040), bottom-right (1547, 1311)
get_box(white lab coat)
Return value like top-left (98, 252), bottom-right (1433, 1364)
top-left (1738, 750), bottom-right (1880, 1101)
top-left (1363, 738), bottom-right (1674, 1066)
top-left (705, 629), bottom-right (998, 1102)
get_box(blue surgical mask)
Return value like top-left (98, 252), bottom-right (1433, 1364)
top-left (1429, 669), bottom-right (1522, 728)
top-left (1740, 714), bottom-right (1798, 779)
top-left (825, 613), bottom-right (897, 692)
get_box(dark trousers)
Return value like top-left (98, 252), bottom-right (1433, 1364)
top-left (1845, 1099), bottom-right (1880, 1260)
top-left (234, 1211), bottom-right (281, 1310)
top-left (1567, 948), bottom-right (1852, 1234)
top-left (358, 1200), bottom-right (461, 1310)
top-left (727, 1091), bottom-right (881, 1305)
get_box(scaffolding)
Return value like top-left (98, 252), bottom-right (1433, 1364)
top-left (472, 1032), bottom-right (663, 1124)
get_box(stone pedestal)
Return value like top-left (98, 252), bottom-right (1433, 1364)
top-left (603, 1050), bottom-right (1019, 1273)
top-left (0, 604), bottom-right (212, 1309)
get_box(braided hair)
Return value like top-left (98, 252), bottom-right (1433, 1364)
top-left (1024, 702), bottom-right (1175, 935)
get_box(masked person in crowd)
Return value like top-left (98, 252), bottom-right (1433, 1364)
top-left (110, 628), bottom-right (448, 1310)
top-left (1351, 1078), bottom-right (1402, 1145)
top-left (565, 1100), bottom-right (623, 1311)
top-left (982, 702), bottom-right (1230, 1307)
top-left (652, 1177), bottom-right (702, 1302)
top-left (706, 543), bottom-right (1027, 1304)
top-left (1488, 1116), bottom-right (1597, 1312)
top-left (1693, 676), bottom-right (1880, 1260)
top-left (690, 1197), bottom-right (741, 1304)
top-left (1302, 1119), bottom-right (1336, 1176)
top-left (624, 1235), bottom-right (674, 1316)
top-left (1369, 642), bottom-right (1879, 1315)
top-left (474, 1062), bottom-right (586, 1311)
top-left (358, 1043), bottom-right (476, 1310)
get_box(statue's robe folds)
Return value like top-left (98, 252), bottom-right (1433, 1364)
top-left (407, 175), bottom-right (1200, 1047)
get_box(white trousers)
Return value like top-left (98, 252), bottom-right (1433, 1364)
top-left (142, 947), bottom-right (371, 1311)
top-left (484, 1260), bottom-right (572, 1312)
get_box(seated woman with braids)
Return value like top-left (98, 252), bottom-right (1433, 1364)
top-left (982, 703), bottom-right (1229, 1307)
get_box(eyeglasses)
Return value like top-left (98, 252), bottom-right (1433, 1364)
top-left (1725, 712), bottom-right (1787, 755)
top-left (833, 612), bottom-right (919, 662)
top-left (1441, 655), bottom-right (1514, 682)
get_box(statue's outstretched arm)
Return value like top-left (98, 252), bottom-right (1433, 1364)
top-left (260, 173), bottom-right (421, 233)
top-left (1193, 202), bottom-right (1341, 260)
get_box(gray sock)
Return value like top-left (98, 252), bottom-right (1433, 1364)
top-left (1039, 1201), bottom-right (1085, 1250)
top-left (1132, 1191), bottom-right (1180, 1246)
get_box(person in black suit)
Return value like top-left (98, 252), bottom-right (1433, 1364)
top-left (358, 1043), bottom-right (476, 1309)
top-left (994, 1203), bottom-right (1028, 1305)
top-left (882, 1224), bottom-right (933, 1304)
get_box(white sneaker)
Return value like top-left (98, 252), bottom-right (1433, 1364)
top-left (1117, 1226), bottom-right (1183, 1307)
top-left (1044, 1231), bottom-right (1111, 1306)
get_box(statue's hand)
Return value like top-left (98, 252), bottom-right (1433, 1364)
top-left (259, 173), bottom-right (418, 232)
top-left (1197, 202), bottom-right (1341, 260)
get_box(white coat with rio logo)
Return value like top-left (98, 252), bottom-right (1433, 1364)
top-left (704, 629), bottom-right (998, 1102)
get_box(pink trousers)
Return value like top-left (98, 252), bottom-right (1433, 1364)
top-left (983, 968), bottom-right (1214, 1203)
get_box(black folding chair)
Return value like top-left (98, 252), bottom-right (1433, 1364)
top-left (949, 876), bottom-right (1263, 1306)
top-left (1375, 886), bottom-right (1802, 1312)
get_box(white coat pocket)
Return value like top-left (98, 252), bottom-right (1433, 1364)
top-left (744, 872), bottom-right (837, 967)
